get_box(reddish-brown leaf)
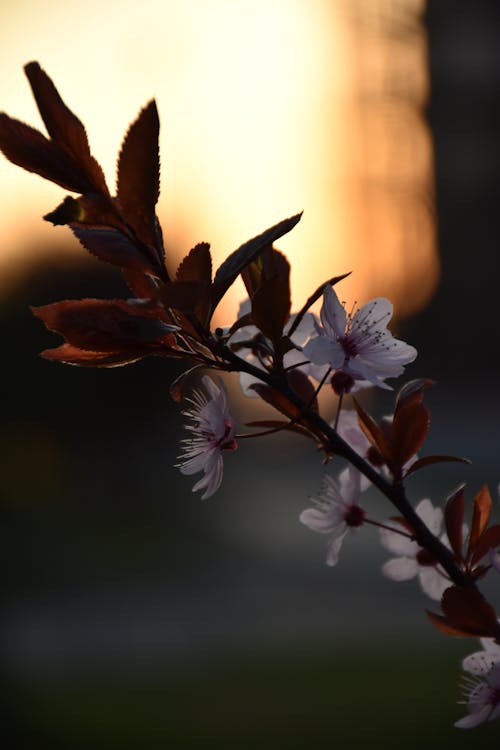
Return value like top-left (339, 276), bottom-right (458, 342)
top-left (176, 243), bottom-right (212, 284)
top-left (251, 269), bottom-right (291, 345)
top-left (286, 369), bottom-right (318, 412)
top-left (161, 280), bottom-right (211, 313)
top-left (439, 585), bottom-right (499, 637)
top-left (31, 298), bottom-right (176, 352)
top-left (24, 62), bottom-right (108, 194)
top-left (0, 114), bottom-right (97, 193)
top-left (394, 378), bottom-right (434, 413)
top-left (352, 398), bottom-right (392, 464)
top-left (444, 485), bottom-right (466, 561)
top-left (240, 244), bottom-right (269, 299)
top-left (471, 524), bottom-right (500, 566)
top-left (390, 401), bottom-right (430, 472)
top-left (467, 485), bottom-right (492, 560)
top-left (39, 343), bottom-right (151, 367)
top-left (122, 269), bottom-right (163, 299)
top-left (404, 454), bottom-right (471, 477)
top-left (117, 100), bottom-right (160, 248)
top-left (72, 226), bottom-right (164, 278)
top-left (209, 213), bottom-right (302, 319)
top-left (426, 610), bottom-right (479, 638)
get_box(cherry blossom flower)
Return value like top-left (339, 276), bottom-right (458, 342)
top-left (379, 498), bottom-right (450, 601)
top-left (229, 300), bottom-right (328, 397)
top-left (299, 466), bottom-right (364, 566)
top-left (177, 376), bottom-right (237, 499)
top-left (455, 655), bottom-right (500, 728)
top-left (456, 627), bottom-right (500, 728)
top-left (303, 285), bottom-right (417, 390)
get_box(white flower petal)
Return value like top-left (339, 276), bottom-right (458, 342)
top-left (455, 704), bottom-right (492, 729)
top-left (415, 498), bottom-right (443, 536)
top-left (382, 556), bottom-right (419, 581)
top-left (379, 526), bottom-right (418, 557)
top-left (325, 528), bottom-right (348, 566)
top-left (462, 651), bottom-right (500, 676)
top-left (299, 508), bottom-right (337, 534)
top-left (303, 335), bottom-right (344, 368)
top-left (320, 285), bottom-right (346, 339)
top-left (418, 566), bottom-right (450, 602)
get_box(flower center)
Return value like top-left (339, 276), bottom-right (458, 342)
top-left (217, 419), bottom-right (238, 452)
top-left (344, 504), bottom-right (366, 528)
top-left (341, 334), bottom-right (359, 357)
top-left (416, 548), bottom-right (437, 567)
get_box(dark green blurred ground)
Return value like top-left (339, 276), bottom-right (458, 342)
top-left (4, 645), bottom-right (496, 749)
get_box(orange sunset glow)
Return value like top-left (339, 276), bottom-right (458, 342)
top-left (0, 0), bottom-right (436, 325)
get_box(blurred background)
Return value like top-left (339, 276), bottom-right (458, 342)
top-left (1, 0), bottom-right (499, 747)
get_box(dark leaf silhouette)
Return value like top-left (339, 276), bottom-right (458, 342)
top-left (404, 455), bottom-right (470, 477)
top-left (24, 61), bottom-right (108, 194)
top-left (427, 586), bottom-right (499, 638)
top-left (117, 100), bottom-right (160, 247)
top-left (390, 399), bottom-right (430, 473)
top-left (286, 368), bottom-right (318, 412)
top-left (175, 243), bottom-right (212, 324)
top-left (471, 524), bottom-right (500, 566)
top-left (40, 343), bottom-right (154, 367)
top-left (176, 243), bottom-right (212, 284)
top-left (250, 249), bottom-right (291, 345)
top-left (162, 280), bottom-right (211, 312)
top-left (467, 485), bottom-right (492, 559)
top-left (353, 398), bottom-right (391, 464)
top-left (72, 226), bottom-right (165, 278)
top-left (32, 298), bottom-right (178, 352)
top-left (0, 114), bottom-right (97, 194)
top-left (209, 213), bottom-right (302, 319)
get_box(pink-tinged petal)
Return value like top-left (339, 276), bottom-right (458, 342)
top-left (455, 704), bottom-right (492, 729)
top-left (479, 636), bottom-right (500, 657)
top-left (286, 311), bottom-right (318, 345)
top-left (303, 335), bottom-right (344, 368)
top-left (418, 567), bottom-right (450, 602)
top-left (320, 285), bottom-right (346, 339)
top-left (338, 465), bottom-right (362, 506)
top-left (352, 297), bottom-right (393, 334)
top-left (192, 452), bottom-right (223, 499)
top-left (462, 651), bottom-right (500, 676)
top-left (379, 527), bottom-right (418, 557)
top-left (382, 556), bottom-right (419, 581)
top-left (325, 528), bottom-right (347, 566)
top-left (415, 498), bottom-right (443, 535)
top-left (336, 409), bottom-right (371, 454)
top-left (299, 508), bottom-right (337, 534)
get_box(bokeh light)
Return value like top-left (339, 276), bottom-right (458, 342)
top-left (0, 0), bottom-right (435, 323)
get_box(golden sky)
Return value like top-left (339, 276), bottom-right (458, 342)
top-left (0, 0), bottom-right (436, 324)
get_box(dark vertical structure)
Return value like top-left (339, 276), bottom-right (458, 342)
top-left (414, 1), bottom-right (500, 386)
